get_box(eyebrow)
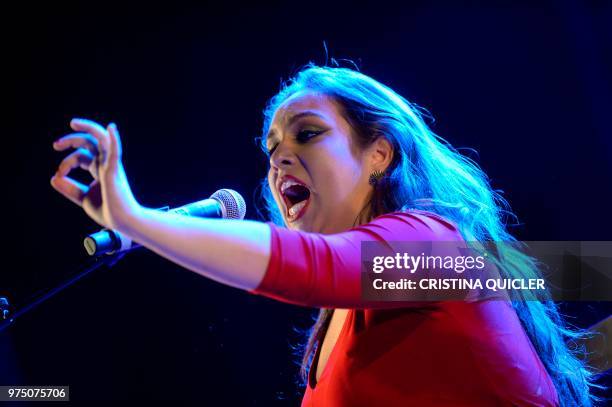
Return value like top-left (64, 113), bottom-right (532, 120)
top-left (265, 111), bottom-right (327, 146)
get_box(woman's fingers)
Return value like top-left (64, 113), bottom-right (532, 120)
top-left (53, 133), bottom-right (99, 153)
top-left (107, 123), bottom-right (122, 161)
top-left (50, 174), bottom-right (89, 207)
top-left (70, 118), bottom-right (110, 164)
top-left (57, 148), bottom-right (95, 177)
top-left (51, 119), bottom-right (126, 218)
top-left (70, 118), bottom-right (107, 141)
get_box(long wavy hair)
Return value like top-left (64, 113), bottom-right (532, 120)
top-left (255, 63), bottom-right (604, 406)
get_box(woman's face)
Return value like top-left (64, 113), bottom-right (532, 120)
top-left (266, 91), bottom-right (378, 234)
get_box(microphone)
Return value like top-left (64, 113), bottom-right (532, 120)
top-left (83, 189), bottom-right (246, 256)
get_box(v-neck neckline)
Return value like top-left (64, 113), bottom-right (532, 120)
top-left (308, 309), bottom-right (352, 390)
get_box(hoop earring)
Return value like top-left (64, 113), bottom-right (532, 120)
top-left (368, 170), bottom-right (385, 186)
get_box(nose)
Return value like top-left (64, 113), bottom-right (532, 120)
top-left (270, 141), bottom-right (296, 170)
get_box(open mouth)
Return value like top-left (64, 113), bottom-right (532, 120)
top-left (280, 178), bottom-right (311, 222)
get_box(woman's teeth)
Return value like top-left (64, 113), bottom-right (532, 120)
top-left (289, 201), bottom-right (307, 217)
top-left (281, 179), bottom-right (303, 193)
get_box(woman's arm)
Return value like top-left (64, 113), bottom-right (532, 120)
top-left (51, 118), bottom-right (270, 291)
top-left (251, 210), bottom-right (470, 308)
top-left (51, 119), bottom-right (466, 307)
top-left (121, 209), bottom-right (271, 291)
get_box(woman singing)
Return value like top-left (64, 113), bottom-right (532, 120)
top-left (51, 64), bottom-right (601, 406)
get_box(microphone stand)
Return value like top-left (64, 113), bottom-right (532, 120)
top-left (0, 253), bottom-right (126, 333)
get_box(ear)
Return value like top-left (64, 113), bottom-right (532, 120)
top-left (367, 135), bottom-right (394, 173)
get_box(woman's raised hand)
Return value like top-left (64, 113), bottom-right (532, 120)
top-left (51, 118), bottom-right (141, 232)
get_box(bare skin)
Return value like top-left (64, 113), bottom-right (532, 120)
top-left (266, 91), bottom-right (380, 234)
top-left (266, 92), bottom-right (393, 383)
top-left (50, 92), bottom-right (393, 385)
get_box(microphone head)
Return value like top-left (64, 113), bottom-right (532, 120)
top-left (211, 189), bottom-right (246, 220)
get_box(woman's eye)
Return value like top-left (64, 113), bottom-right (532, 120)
top-left (296, 129), bottom-right (322, 144)
top-left (267, 130), bottom-right (323, 156)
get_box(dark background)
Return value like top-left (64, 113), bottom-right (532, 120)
top-left (2, 0), bottom-right (611, 405)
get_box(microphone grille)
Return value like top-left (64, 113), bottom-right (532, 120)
top-left (211, 189), bottom-right (246, 220)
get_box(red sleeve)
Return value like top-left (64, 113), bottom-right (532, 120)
top-left (248, 209), bottom-right (465, 308)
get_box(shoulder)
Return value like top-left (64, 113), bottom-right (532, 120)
top-left (349, 209), bottom-right (463, 242)
top-left (370, 209), bottom-right (461, 234)
top-left (388, 209), bottom-right (460, 232)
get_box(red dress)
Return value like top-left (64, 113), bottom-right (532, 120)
top-left (249, 210), bottom-right (559, 406)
